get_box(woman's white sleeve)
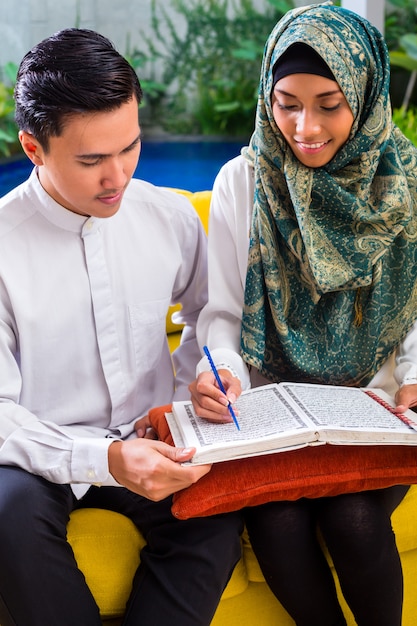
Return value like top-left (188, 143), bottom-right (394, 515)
top-left (395, 320), bottom-right (417, 386)
top-left (196, 157), bottom-right (253, 389)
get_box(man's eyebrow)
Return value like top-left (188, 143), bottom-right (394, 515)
top-left (274, 87), bottom-right (342, 98)
top-left (76, 132), bottom-right (141, 160)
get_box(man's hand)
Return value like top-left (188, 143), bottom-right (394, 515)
top-left (395, 383), bottom-right (417, 413)
top-left (189, 369), bottom-right (242, 423)
top-left (108, 439), bottom-right (211, 501)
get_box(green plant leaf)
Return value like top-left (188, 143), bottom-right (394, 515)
top-left (0, 127), bottom-right (17, 142)
top-left (266, 0), bottom-right (294, 12)
top-left (393, 105), bottom-right (417, 145)
top-left (214, 102), bottom-right (241, 112)
top-left (390, 50), bottom-right (417, 71)
top-left (401, 34), bottom-right (417, 60)
top-left (4, 62), bottom-right (18, 84)
top-left (388, 0), bottom-right (416, 10)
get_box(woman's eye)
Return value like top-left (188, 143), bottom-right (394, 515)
top-left (321, 103), bottom-right (341, 112)
top-left (277, 103), bottom-right (297, 111)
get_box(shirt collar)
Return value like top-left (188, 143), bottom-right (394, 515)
top-left (27, 167), bottom-right (103, 234)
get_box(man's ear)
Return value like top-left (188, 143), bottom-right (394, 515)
top-left (19, 131), bottom-right (45, 166)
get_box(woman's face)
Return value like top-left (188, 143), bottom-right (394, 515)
top-left (271, 73), bottom-right (354, 168)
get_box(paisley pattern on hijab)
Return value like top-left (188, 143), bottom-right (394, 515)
top-left (240, 2), bottom-right (417, 386)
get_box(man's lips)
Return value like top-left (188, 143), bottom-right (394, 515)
top-left (96, 190), bottom-right (123, 205)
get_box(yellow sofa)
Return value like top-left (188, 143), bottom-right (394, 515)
top-left (66, 189), bottom-right (417, 625)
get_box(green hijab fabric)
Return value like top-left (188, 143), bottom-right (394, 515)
top-left (240, 2), bottom-right (417, 386)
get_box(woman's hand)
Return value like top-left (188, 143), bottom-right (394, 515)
top-left (189, 369), bottom-right (242, 423)
top-left (395, 383), bottom-right (417, 413)
top-left (134, 415), bottom-right (158, 439)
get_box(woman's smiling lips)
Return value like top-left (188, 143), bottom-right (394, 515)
top-left (296, 140), bottom-right (330, 154)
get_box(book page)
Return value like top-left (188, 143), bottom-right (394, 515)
top-left (172, 384), bottom-right (314, 450)
top-left (280, 383), bottom-right (415, 433)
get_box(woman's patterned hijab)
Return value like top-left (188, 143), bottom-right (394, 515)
top-left (241, 2), bottom-right (417, 386)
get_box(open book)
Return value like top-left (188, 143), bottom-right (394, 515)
top-left (166, 382), bottom-right (417, 464)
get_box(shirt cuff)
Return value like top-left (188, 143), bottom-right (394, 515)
top-left (197, 347), bottom-right (251, 390)
top-left (395, 362), bottom-right (417, 387)
top-left (71, 437), bottom-right (115, 486)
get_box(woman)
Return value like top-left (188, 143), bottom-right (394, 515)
top-left (190, 3), bottom-right (417, 625)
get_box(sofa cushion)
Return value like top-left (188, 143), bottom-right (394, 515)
top-left (66, 488), bottom-right (417, 620)
top-left (148, 404), bottom-right (417, 520)
top-left (392, 485), bottom-right (417, 553)
top-left (170, 188), bottom-right (211, 232)
top-left (68, 508), bottom-right (145, 618)
top-left (67, 508), bottom-right (250, 620)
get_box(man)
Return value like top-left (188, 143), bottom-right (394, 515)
top-left (0, 28), bottom-right (242, 626)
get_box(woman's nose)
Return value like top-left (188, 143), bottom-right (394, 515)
top-left (296, 110), bottom-right (321, 136)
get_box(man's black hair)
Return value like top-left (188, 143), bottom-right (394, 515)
top-left (14, 28), bottom-right (143, 150)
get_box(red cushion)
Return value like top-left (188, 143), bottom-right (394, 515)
top-left (149, 404), bottom-right (417, 519)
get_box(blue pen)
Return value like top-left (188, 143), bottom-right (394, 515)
top-left (203, 345), bottom-right (240, 430)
